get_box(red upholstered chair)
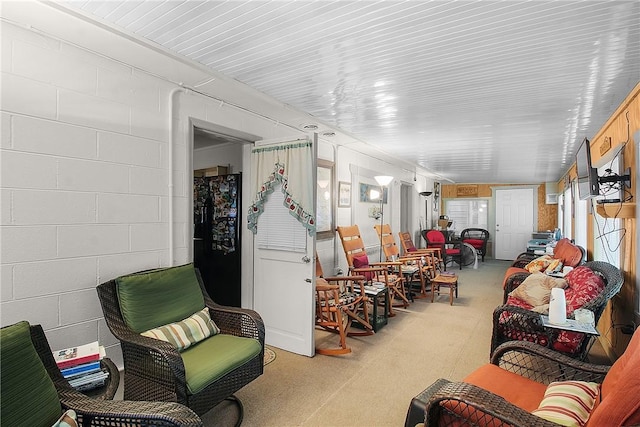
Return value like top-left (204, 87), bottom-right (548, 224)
top-left (460, 228), bottom-right (489, 262)
top-left (423, 229), bottom-right (462, 270)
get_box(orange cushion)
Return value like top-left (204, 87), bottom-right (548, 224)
top-left (463, 364), bottom-right (547, 412)
top-left (503, 266), bottom-right (528, 289)
top-left (587, 329), bottom-right (640, 426)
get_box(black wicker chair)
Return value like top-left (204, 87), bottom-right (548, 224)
top-left (492, 261), bottom-right (623, 360)
top-left (1, 321), bottom-right (202, 427)
top-left (459, 228), bottom-right (490, 262)
top-left (97, 265), bottom-right (265, 419)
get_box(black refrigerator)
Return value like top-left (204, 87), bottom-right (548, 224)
top-left (193, 173), bottom-right (241, 307)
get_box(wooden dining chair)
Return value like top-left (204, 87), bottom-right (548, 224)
top-left (336, 225), bottom-right (409, 315)
top-left (315, 255), bottom-right (373, 355)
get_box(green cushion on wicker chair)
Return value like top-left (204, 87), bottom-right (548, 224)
top-left (181, 334), bottom-right (262, 394)
top-left (0, 321), bottom-right (62, 427)
top-left (116, 263), bottom-right (206, 333)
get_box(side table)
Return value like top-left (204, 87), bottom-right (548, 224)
top-left (80, 357), bottom-right (120, 400)
top-left (365, 286), bottom-right (389, 332)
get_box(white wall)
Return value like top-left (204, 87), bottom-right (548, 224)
top-left (0, 9), bottom-right (303, 364)
top-left (0, 2), bottom-right (436, 365)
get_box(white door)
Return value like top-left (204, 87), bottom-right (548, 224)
top-left (251, 138), bottom-right (316, 356)
top-left (495, 188), bottom-right (535, 260)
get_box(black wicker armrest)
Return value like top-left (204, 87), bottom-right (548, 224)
top-left (64, 397), bottom-right (203, 427)
top-left (491, 340), bottom-right (609, 384)
top-left (503, 271), bottom-right (532, 303)
top-left (423, 378), bottom-right (559, 427)
top-left (491, 305), bottom-right (561, 355)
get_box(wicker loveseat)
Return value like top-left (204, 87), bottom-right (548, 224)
top-left (97, 263), bottom-right (265, 418)
top-left (502, 238), bottom-right (585, 303)
top-left (1, 321), bottom-right (202, 427)
top-left (405, 328), bottom-right (640, 427)
top-left (492, 261), bottom-right (623, 360)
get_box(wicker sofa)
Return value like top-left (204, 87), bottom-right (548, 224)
top-left (493, 261), bottom-right (623, 360)
top-left (406, 328), bottom-right (640, 427)
top-left (502, 238), bottom-right (585, 303)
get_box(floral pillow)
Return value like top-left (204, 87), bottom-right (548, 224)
top-left (524, 255), bottom-right (553, 273)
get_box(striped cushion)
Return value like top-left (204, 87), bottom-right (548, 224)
top-left (531, 380), bottom-right (599, 427)
top-left (141, 308), bottom-right (220, 351)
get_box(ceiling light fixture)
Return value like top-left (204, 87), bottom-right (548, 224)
top-left (301, 124), bottom-right (318, 130)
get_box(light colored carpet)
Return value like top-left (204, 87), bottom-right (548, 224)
top-left (202, 259), bottom-right (510, 426)
top-left (115, 259), bottom-right (609, 426)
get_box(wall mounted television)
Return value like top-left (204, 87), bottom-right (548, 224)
top-left (575, 137), bottom-right (599, 200)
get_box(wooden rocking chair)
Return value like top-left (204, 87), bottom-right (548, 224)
top-left (315, 255), bottom-right (373, 355)
top-left (375, 224), bottom-right (431, 299)
top-left (336, 225), bottom-right (409, 316)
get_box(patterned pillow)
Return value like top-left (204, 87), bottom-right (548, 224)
top-left (509, 272), bottom-right (568, 307)
top-left (532, 380), bottom-right (600, 427)
top-left (141, 308), bottom-right (220, 351)
top-left (524, 255), bottom-right (553, 273)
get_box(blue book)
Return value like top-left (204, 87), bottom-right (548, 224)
top-left (61, 361), bottom-right (101, 378)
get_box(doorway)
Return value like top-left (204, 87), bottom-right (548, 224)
top-left (192, 124), bottom-right (253, 307)
top-left (494, 187), bottom-right (536, 260)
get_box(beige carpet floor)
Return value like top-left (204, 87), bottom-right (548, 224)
top-left (203, 259), bottom-right (510, 426)
top-left (116, 259), bottom-right (609, 426)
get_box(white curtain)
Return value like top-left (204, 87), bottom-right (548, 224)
top-left (247, 140), bottom-right (315, 235)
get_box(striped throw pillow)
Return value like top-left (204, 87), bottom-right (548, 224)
top-left (141, 308), bottom-right (220, 351)
top-left (531, 380), bottom-right (600, 427)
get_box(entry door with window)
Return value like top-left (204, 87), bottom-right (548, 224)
top-left (495, 188), bottom-right (535, 260)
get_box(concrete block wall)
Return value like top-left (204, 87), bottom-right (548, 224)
top-left (1, 11), bottom-right (312, 365)
top-left (1, 20), bottom-right (173, 365)
top-left (0, 3), bottom-right (431, 365)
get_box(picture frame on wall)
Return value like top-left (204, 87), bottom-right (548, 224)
top-left (338, 181), bottom-right (351, 207)
top-left (359, 182), bottom-right (388, 203)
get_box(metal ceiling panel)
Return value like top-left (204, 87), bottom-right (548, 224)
top-left (61, 0), bottom-right (640, 183)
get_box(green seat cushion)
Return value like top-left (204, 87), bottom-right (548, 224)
top-left (0, 321), bottom-right (62, 427)
top-left (181, 334), bottom-right (262, 395)
top-left (116, 263), bottom-right (206, 332)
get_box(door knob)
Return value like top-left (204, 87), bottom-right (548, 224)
top-left (302, 256), bottom-right (311, 263)
top-left (305, 278), bottom-right (312, 283)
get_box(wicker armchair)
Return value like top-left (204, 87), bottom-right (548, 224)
top-left (97, 264), bottom-right (265, 417)
top-left (492, 261), bottom-right (623, 360)
top-left (459, 228), bottom-right (489, 262)
top-left (405, 332), bottom-right (640, 427)
top-left (1, 321), bottom-right (202, 427)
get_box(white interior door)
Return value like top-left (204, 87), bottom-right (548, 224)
top-left (495, 188), bottom-right (535, 260)
top-left (252, 138), bottom-right (316, 357)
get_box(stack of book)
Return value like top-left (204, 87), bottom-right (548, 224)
top-left (53, 341), bottom-right (109, 392)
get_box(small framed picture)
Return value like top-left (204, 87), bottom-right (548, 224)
top-left (338, 181), bottom-right (351, 207)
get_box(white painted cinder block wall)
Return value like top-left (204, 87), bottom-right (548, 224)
top-left (0, 2), bottom-right (435, 365)
top-left (0, 7), bottom-right (305, 365)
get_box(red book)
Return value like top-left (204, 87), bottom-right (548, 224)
top-left (53, 341), bottom-right (101, 369)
